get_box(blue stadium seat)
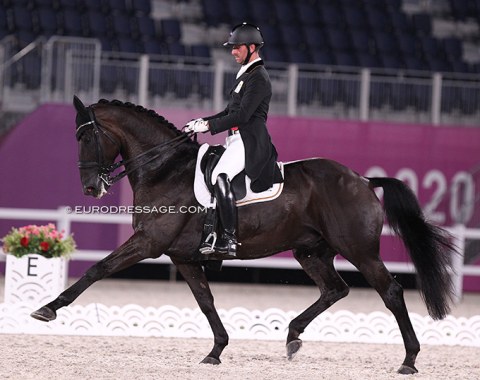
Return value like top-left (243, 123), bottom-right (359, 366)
top-left (248, 0), bottom-right (275, 25)
top-left (104, 0), bottom-right (127, 14)
top-left (412, 13), bottom-right (432, 36)
top-left (261, 25), bottom-right (282, 48)
top-left (127, 0), bottom-right (151, 16)
top-left (0, 7), bottom-right (7, 32)
top-left (35, 8), bottom-right (59, 36)
top-left (61, 9), bottom-right (85, 36)
top-left (295, 2), bottom-right (322, 26)
top-left (201, 0), bottom-right (228, 26)
top-left (11, 6), bottom-right (34, 32)
top-left (226, 0), bottom-right (251, 23)
top-left (262, 46), bottom-right (285, 63)
top-left (143, 39), bottom-right (167, 55)
top-left (365, 7), bottom-right (390, 31)
top-left (325, 27), bottom-right (352, 52)
top-left (167, 42), bottom-right (187, 57)
top-left (397, 33), bottom-right (418, 57)
top-left (160, 19), bottom-right (182, 43)
top-left (286, 48), bottom-right (311, 64)
top-left (85, 10), bottom-right (108, 37)
top-left (357, 52), bottom-right (381, 68)
top-left (390, 11), bottom-right (414, 34)
top-left (426, 57), bottom-right (451, 73)
top-left (279, 24), bottom-right (305, 48)
top-left (272, 0), bottom-right (299, 25)
top-left (311, 50), bottom-right (335, 65)
top-left (190, 44), bottom-right (211, 59)
top-left (443, 37), bottom-right (462, 59)
top-left (404, 56), bottom-right (428, 71)
top-left (138, 15), bottom-right (156, 39)
top-left (373, 32), bottom-right (399, 56)
top-left (57, 0), bottom-right (80, 10)
top-left (303, 25), bottom-right (328, 50)
top-left (380, 54), bottom-right (405, 69)
top-left (116, 37), bottom-right (142, 53)
top-left (33, 0), bottom-right (57, 9)
top-left (447, 0), bottom-right (471, 20)
top-left (110, 12), bottom-right (133, 37)
top-left (344, 6), bottom-right (369, 30)
top-left (319, 4), bottom-right (344, 28)
top-left (334, 51), bottom-right (358, 67)
top-left (350, 29), bottom-right (373, 55)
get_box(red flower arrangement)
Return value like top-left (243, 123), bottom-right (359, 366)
top-left (1, 224), bottom-right (76, 258)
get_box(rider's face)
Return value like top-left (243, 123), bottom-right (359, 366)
top-left (231, 44), bottom-right (253, 64)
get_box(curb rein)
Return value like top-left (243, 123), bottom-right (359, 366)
top-left (76, 107), bottom-right (193, 188)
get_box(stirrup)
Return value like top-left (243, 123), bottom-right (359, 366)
top-left (214, 235), bottom-right (238, 257)
top-left (199, 231), bottom-right (217, 255)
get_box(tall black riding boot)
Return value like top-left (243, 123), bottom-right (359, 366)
top-left (214, 173), bottom-right (238, 256)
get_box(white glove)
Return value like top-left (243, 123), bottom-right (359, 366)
top-left (184, 118), bottom-right (209, 133)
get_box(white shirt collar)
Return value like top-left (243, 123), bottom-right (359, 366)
top-left (236, 57), bottom-right (262, 79)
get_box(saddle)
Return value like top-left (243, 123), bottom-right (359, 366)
top-left (200, 145), bottom-right (247, 201)
top-left (194, 144), bottom-right (285, 260)
top-left (194, 143), bottom-right (284, 209)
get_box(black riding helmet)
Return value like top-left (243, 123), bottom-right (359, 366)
top-left (224, 22), bottom-right (264, 65)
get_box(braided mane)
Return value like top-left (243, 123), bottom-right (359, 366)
top-left (96, 98), bottom-right (199, 146)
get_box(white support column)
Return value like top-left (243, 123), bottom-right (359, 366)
top-left (213, 60), bottom-right (225, 112)
top-left (431, 72), bottom-right (442, 125)
top-left (451, 224), bottom-right (466, 304)
top-left (359, 68), bottom-right (370, 121)
top-left (287, 64), bottom-right (298, 116)
top-left (138, 54), bottom-right (149, 107)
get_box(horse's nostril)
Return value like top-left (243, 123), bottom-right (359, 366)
top-left (86, 186), bottom-right (95, 193)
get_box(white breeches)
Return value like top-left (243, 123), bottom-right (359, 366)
top-left (211, 133), bottom-right (245, 185)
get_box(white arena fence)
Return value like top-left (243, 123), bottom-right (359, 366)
top-left (1, 207), bottom-right (479, 347)
top-left (0, 207), bottom-right (479, 304)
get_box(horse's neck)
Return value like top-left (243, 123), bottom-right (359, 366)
top-left (126, 137), bottom-right (198, 199)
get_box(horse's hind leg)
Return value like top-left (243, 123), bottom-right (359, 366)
top-left (355, 258), bottom-right (420, 374)
top-left (287, 243), bottom-right (349, 359)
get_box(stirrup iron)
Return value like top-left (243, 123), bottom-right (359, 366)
top-left (199, 231), bottom-right (217, 255)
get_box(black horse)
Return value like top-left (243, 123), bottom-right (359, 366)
top-left (31, 97), bottom-right (455, 375)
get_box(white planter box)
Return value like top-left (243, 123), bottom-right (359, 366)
top-left (4, 254), bottom-right (68, 305)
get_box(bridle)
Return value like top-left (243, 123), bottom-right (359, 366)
top-left (76, 106), bottom-right (192, 187)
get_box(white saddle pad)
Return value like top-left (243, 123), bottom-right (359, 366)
top-left (194, 143), bottom-right (284, 208)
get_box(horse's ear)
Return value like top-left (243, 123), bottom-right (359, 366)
top-left (73, 95), bottom-right (87, 113)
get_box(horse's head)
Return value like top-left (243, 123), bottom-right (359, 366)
top-left (73, 96), bottom-right (121, 198)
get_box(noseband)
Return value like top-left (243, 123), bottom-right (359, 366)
top-left (76, 106), bottom-right (191, 187)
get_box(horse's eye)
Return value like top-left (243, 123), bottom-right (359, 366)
top-left (82, 134), bottom-right (92, 144)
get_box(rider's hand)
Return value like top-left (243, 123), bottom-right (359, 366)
top-left (184, 118), bottom-right (209, 133)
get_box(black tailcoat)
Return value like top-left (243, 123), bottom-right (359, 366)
top-left (205, 60), bottom-right (283, 192)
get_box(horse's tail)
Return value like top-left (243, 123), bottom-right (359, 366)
top-left (368, 177), bottom-right (456, 320)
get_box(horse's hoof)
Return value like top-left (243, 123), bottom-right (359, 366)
top-left (286, 339), bottom-right (303, 360)
top-left (397, 364), bottom-right (418, 375)
top-left (30, 306), bottom-right (57, 322)
top-left (200, 356), bottom-right (221, 365)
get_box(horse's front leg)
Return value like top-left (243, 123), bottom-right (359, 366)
top-left (31, 231), bottom-right (155, 322)
top-left (173, 260), bottom-right (229, 365)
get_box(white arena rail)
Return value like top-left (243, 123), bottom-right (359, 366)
top-left (1, 207), bottom-right (479, 303)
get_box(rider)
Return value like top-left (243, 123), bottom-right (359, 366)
top-left (185, 22), bottom-right (283, 256)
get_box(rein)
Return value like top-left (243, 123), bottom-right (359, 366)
top-left (76, 106), bottom-right (193, 187)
